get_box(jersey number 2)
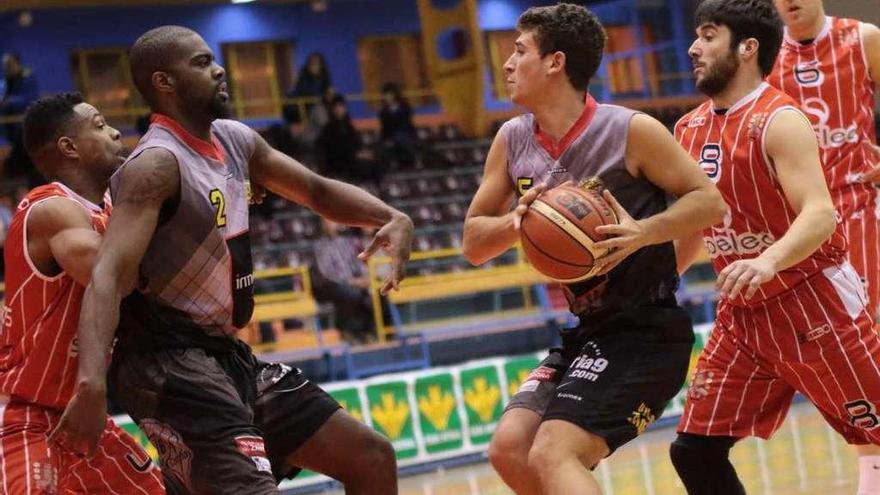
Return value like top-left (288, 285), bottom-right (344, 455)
top-left (210, 189), bottom-right (227, 227)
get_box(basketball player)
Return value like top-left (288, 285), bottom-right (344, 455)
top-left (768, 4), bottom-right (880, 490)
top-left (671, 2), bottom-right (880, 494)
top-left (0, 93), bottom-right (164, 493)
top-left (48, 27), bottom-right (411, 494)
top-left (463, 4), bottom-right (726, 494)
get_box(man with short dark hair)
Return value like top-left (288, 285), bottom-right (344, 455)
top-left (50, 26), bottom-right (412, 494)
top-left (0, 92), bottom-right (163, 494)
top-left (672, 1), bottom-right (880, 493)
top-left (463, 3), bottom-right (726, 494)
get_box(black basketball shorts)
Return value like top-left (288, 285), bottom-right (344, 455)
top-left (507, 304), bottom-right (694, 454)
top-left (110, 340), bottom-right (340, 495)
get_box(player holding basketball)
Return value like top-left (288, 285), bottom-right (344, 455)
top-left (0, 93), bottom-right (164, 494)
top-left (462, 4), bottom-right (725, 494)
top-left (49, 26), bottom-right (412, 494)
top-left (768, 4), bottom-right (880, 490)
top-left (672, 1), bottom-right (880, 494)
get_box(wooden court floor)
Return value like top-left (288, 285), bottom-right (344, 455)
top-left (325, 401), bottom-right (859, 494)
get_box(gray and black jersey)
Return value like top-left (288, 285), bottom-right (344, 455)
top-left (112, 115), bottom-right (256, 349)
top-left (501, 97), bottom-right (679, 317)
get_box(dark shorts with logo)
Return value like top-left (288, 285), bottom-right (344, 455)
top-left (109, 339), bottom-right (341, 495)
top-left (506, 303), bottom-right (694, 454)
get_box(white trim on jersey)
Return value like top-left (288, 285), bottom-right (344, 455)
top-left (759, 105), bottom-right (812, 177)
top-left (784, 16), bottom-right (833, 46)
top-left (711, 82), bottom-right (769, 115)
top-left (858, 22), bottom-right (872, 82)
top-left (21, 197), bottom-right (70, 283)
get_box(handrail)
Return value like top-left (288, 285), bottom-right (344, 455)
top-left (366, 245), bottom-right (534, 341)
top-left (0, 88), bottom-right (439, 126)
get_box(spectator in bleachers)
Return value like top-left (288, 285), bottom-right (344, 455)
top-left (312, 217), bottom-right (376, 344)
top-left (285, 52), bottom-right (333, 137)
top-left (0, 193), bottom-right (13, 278)
top-left (1, 52), bottom-right (40, 185)
top-left (379, 82), bottom-right (417, 167)
top-left (317, 94), bottom-right (385, 184)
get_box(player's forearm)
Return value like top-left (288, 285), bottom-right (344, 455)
top-left (675, 231), bottom-right (707, 275)
top-left (639, 188), bottom-right (726, 246)
top-left (758, 204), bottom-right (836, 272)
top-left (311, 178), bottom-right (408, 229)
top-left (462, 213), bottom-right (518, 265)
top-left (75, 272), bottom-right (124, 388)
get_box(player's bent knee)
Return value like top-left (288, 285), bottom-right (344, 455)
top-left (670, 433), bottom-right (737, 470)
top-left (488, 427), bottom-right (531, 473)
top-left (353, 429), bottom-right (397, 478)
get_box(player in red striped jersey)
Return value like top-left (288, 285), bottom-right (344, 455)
top-left (769, 3), bottom-right (880, 491)
top-left (672, 1), bottom-right (880, 494)
top-left (0, 93), bottom-right (163, 494)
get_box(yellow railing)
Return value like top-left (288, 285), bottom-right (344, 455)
top-left (366, 245), bottom-right (552, 342)
top-left (0, 88), bottom-right (438, 127)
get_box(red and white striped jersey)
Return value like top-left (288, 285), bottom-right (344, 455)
top-left (675, 83), bottom-right (848, 307)
top-left (0, 183), bottom-right (111, 410)
top-left (769, 16), bottom-right (877, 201)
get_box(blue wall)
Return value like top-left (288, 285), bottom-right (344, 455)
top-left (1, 0), bottom-right (421, 99)
top-left (0, 0), bottom-right (686, 122)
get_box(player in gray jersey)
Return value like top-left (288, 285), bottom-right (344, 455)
top-left (50, 26), bottom-right (413, 494)
top-left (462, 4), bottom-right (726, 495)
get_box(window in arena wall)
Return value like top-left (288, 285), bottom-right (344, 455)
top-left (485, 30), bottom-right (519, 100)
top-left (71, 48), bottom-right (143, 129)
top-left (222, 41), bottom-right (294, 119)
top-left (605, 25), bottom-right (660, 96)
top-left (357, 34), bottom-right (434, 108)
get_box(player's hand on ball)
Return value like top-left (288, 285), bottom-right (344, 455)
top-left (358, 212), bottom-right (414, 295)
top-left (716, 257), bottom-right (777, 300)
top-left (512, 183), bottom-right (547, 230)
top-left (593, 190), bottom-right (647, 275)
top-left (48, 381), bottom-right (107, 459)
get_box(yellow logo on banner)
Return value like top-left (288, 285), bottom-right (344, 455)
top-left (628, 402), bottom-right (656, 434)
top-left (338, 400), bottom-right (364, 423)
top-left (464, 377), bottom-right (501, 423)
top-left (418, 385), bottom-right (456, 431)
top-left (508, 369), bottom-right (530, 398)
top-left (370, 393), bottom-right (410, 439)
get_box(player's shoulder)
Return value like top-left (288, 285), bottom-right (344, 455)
top-left (758, 84), bottom-right (801, 111)
top-left (211, 118), bottom-right (255, 140)
top-left (497, 112), bottom-right (534, 144)
top-left (500, 112), bottom-right (533, 132)
top-left (673, 101), bottom-right (712, 132)
top-left (14, 183), bottom-right (69, 211)
top-left (831, 16), bottom-right (862, 34)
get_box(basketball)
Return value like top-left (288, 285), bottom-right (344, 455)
top-left (520, 184), bottom-right (618, 282)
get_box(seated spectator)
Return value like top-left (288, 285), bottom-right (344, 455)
top-left (0, 193), bottom-right (13, 278)
top-left (317, 95), bottom-right (385, 184)
top-left (311, 218), bottom-right (376, 344)
top-left (378, 82), bottom-right (417, 167)
top-left (1, 52), bottom-right (40, 186)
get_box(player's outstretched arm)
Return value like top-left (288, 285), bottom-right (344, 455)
top-left (49, 148), bottom-right (179, 458)
top-left (248, 131), bottom-right (413, 294)
top-left (857, 23), bottom-right (880, 183)
top-left (717, 109), bottom-right (836, 300)
top-left (27, 197), bottom-right (102, 286)
top-left (462, 131), bottom-right (544, 265)
top-left (863, 23), bottom-right (880, 84)
top-left (593, 114), bottom-right (726, 272)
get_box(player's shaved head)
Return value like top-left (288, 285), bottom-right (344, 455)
top-left (130, 25), bottom-right (199, 106)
